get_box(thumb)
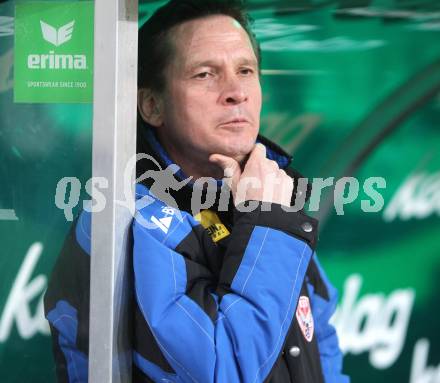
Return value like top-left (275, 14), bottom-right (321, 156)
top-left (209, 153), bottom-right (241, 190)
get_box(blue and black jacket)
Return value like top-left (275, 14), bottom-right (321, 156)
top-left (44, 127), bottom-right (349, 383)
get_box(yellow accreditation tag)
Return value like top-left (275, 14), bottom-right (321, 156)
top-left (194, 210), bottom-right (230, 243)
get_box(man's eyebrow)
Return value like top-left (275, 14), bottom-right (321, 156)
top-left (238, 58), bottom-right (258, 67)
top-left (187, 58), bottom-right (258, 72)
top-left (187, 60), bottom-right (219, 72)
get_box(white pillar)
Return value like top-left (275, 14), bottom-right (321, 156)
top-left (89, 0), bottom-right (138, 381)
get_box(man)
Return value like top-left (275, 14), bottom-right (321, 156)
top-left (45, 1), bottom-right (349, 382)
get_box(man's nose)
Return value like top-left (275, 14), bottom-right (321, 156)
top-left (219, 75), bottom-right (248, 106)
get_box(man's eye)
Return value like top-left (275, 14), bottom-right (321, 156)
top-left (194, 72), bottom-right (211, 79)
top-left (239, 68), bottom-right (254, 75)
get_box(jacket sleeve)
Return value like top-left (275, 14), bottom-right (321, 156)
top-left (44, 211), bottom-right (91, 383)
top-left (133, 191), bottom-right (318, 383)
top-left (308, 254), bottom-right (350, 383)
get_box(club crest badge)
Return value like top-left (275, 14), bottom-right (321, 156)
top-left (296, 296), bottom-right (314, 342)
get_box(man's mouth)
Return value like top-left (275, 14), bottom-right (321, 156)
top-left (219, 117), bottom-right (250, 126)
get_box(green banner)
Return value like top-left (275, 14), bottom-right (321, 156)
top-left (14, 2), bottom-right (94, 103)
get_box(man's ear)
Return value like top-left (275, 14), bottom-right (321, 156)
top-left (138, 88), bottom-right (164, 127)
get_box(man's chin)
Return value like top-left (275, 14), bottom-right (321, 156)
top-left (217, 149), bottom-right (250, 164)
top-left (219, 141), bottom-right (255, 159)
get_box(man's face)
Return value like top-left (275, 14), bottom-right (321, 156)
top-left (156, 15), bottom-right (262, 168)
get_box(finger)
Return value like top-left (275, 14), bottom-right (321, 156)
top-left (250, 143), bottom-right (266, 161)
top-left (209, 154), bottom-right (240, 175)
top-left (209, 154), bottom-right (241, 188)
top-left (245, 143), bottom-right (268, 169)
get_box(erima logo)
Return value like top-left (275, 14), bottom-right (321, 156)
top-left (40, 20), bottom-right (74, 47)
top-left (27, 19), bottom-right (86, 70)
